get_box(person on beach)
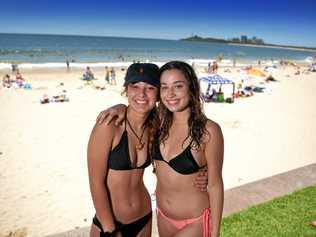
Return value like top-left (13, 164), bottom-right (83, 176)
top-left (15, 70), bottom-right (25, 88)
top-left (66, 59), bottom-right (70, 70)
top-left (155, 61), bottom-right (223, 237)
top-left (295, 66), bottom-right (301, 75)
top-left (105, 66), bottom-right (110, 84)
top-left (97, 61), bottom-right (224, 237)
top-left (83, 66), bottom-right (95, 81)
top-left (212, 61), bottom-right (219, 74)
top-left (207, 62), bottom-right (212, 73)
top-left (88, 63), bottom-right (160, 237)
top-left (2, 74), bottom-right (12, 88)
top-left (110, 67), bottom-right (116, 85)
top-left (11, 63), bottom-right (18, 73)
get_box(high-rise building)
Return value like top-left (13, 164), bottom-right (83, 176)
top-left (241, 35), bottom-right (248, 43)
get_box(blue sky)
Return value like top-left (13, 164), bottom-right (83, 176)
top-left (1, 0), bottom-right (315, 47)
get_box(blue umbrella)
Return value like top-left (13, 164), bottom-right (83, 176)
top-left (200, 74), bottom-right (234, 84)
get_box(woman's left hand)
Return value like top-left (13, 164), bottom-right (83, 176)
top-left (194, 167), bottom-right (208, 192)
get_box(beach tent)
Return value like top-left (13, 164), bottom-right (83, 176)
top-left (199, 74), bottom-right (235, 103)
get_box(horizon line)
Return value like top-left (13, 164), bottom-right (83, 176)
top-left (0, 32), bottom-right (315, 49)
top-left (0, 32), bottom-right (176, 42)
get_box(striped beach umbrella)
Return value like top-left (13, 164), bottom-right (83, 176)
top-left (200, 74), bottom-right (234, 84)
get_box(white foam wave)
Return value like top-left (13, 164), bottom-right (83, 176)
top-left (0, 61), bottom-right (173, 70)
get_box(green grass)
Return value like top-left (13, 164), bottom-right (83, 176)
top-left (221, 185), bottom-right (316, 237)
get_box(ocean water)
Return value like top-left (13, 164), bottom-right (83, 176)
top-left (0, 33), bottom-right (314, 66)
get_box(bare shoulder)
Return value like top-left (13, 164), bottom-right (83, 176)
top-left (203, 120), bottom-right (224, 164)
top-left (206, 119), bottom-right (222, 135)
top-left (204, 119), bottom-right (223, 144)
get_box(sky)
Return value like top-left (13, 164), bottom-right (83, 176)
top-left (0, 0), bottom-right (315, 47)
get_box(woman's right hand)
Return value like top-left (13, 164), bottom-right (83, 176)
top-left (96, 104), bottom-right (127, 126)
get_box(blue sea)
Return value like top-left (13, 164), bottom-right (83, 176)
top-left (0, 33), bottom-right (314, 65)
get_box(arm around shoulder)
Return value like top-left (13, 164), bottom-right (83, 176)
top-left (96, 104), bottom-right (127, 125)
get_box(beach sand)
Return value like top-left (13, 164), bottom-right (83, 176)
top-left (0, 64), bottom-right (315, 237)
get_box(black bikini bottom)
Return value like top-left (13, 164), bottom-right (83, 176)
top-left (93, 211), bottom-right (152, 237)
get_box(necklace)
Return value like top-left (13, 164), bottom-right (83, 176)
top-left (126, 118), bottom-right (146, 150)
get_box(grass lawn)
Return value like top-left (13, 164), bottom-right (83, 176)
top-left (221, 185), bottom-right (316, 237)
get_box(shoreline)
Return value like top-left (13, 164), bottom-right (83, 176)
top-left (0, 57), bottom-right (312, 71)
top-left (228, 42), bottom-right (316, 53)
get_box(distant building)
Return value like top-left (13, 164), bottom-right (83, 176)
top-left (250, 36), bottom-right (257, 43)
top-left (251, 36), bottom-right (264, 44)
top-left (241, 35), bottom-right (248, 43)
top-left (256, 39), bottom-right (264, 44)
top-left (231, 37), bottom-right (240, 43)
top-left (237, 35), bottom-right (264, 44)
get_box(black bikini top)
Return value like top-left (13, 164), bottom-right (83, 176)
top-left (152, 137), bottom-right (206, 175)
top-left (107, 116), bottom-right (151, 170)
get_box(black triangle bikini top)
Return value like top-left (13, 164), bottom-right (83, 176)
top-left (107, 117), bottom-right (151, 170)
top-left (152, 137), bottom-right (206, 175)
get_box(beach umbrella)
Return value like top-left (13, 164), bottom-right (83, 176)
top-left (247, 68), bottom-right (266, 77)
top-left (199, 74), bottom-right (235, 102)
top-left (200, 74), bottom-right (233, 84)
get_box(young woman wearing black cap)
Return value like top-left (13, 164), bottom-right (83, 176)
top-left (88, 63), bottom-right (160, 237)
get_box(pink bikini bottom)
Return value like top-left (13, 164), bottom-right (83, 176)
top-left (156, 206), bottom-right (211, 237)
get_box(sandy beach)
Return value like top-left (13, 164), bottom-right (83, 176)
top-left (0, 63), bottom-right (316, 237)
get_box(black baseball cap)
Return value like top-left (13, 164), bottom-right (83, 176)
top-left (124, 63), bottom-right (160, 87)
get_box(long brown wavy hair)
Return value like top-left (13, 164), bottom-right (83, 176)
top-left (158, 61), bottom-right (207, 149)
